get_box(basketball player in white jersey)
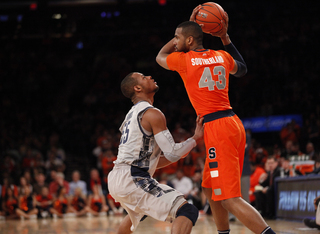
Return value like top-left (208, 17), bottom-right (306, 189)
top-left (108, 72), bottom-right (204, 234)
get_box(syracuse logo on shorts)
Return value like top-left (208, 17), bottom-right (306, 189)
top-left (208, 147), bottom-right (216, 159)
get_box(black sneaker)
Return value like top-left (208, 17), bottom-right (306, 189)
top-left (303, 218), bottom-right (320, 229)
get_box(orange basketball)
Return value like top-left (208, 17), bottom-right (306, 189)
top-left (195, 2), bottom-right (226, 34)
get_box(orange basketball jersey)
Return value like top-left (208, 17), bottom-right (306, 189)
top-left (167, 49), bottom-right (235, 116)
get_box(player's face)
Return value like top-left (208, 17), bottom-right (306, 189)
top-left (133, 72), bottom-right (159, 93)
top-left (173, 28), bottom-right (188, 52)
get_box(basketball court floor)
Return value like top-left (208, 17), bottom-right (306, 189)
top-left (0, 214), bottom-right (318, 234)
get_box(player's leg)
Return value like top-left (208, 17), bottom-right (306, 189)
top-left (171, 216), bottom-right (193, 234)
top-left (15, 208), bottom-right (29, 218)
top-left (171, 201), bottom-right (198, 234)
top-left (202, 187), bottom-right (230, 231)
top-left (221, 197), bottom-right (270, 234)
top-left (117, 215), bottom-right (133, 234)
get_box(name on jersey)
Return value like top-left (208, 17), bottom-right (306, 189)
top-left (191, 56), bottom-right (224, 66)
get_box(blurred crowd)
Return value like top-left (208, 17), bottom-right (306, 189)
top-left (0, 0), bottom-right (320, 221)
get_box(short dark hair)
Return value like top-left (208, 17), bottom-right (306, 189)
top-left (267, 155), bottom-right (277, 162)
top-left (177, 21), bottom-right (203, 45)
top-left (121, 72), bottom-right (138, 99)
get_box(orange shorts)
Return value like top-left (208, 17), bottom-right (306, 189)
top-left (201, 114), bottom-right (246, 201)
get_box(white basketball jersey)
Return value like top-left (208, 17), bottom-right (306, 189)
top-left (114, 101), bottom-right (161, 176)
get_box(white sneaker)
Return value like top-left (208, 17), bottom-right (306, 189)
top-left (99, 212), bottom-right (106, 217)
top-left (41, 211), bottom-right (48, 218)
top-left (63, 213), bottom-right (76, 218)
top-left (29, 214), bottom-right (37, 219)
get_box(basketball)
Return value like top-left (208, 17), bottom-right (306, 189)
top-left (195, 2), bottom-right (226, 34)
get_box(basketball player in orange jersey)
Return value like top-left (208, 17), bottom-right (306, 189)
top-left (156, 5), bottom-right (276, 234)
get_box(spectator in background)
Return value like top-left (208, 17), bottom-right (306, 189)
top-left (279, 158), bottom-right (291, 177)
top-left (280, 120), bottom-right (300, 147)
top-left (52, 186), bottom-right (75, 218)
top-left (70, 187), bottom-right (88, 217)
top-left (107, 193), bottom-right (123, 215)
top-left (86, 184), bottom-right (109, 216)
top-left (93, 138), bottom-right (112, 171)
top-left (48, 133), bottom-right (66, 161)
top-left (187, 171), bottom-right (204, 211)
top-left (16, 186), bottom-right (38, 219)
top-left (249, 162), bottom-right (266, 205)
top-left (159, 173), bottom-right (174, 188)
top-left (18, 176), bottom-right (33, 196)
top-left (96, 130), bottom-right (111, 149)
top-left (49, 146), bottom-right (66, 162)
top-left (22, 170), bottom-right (34, 186)
top-left (155, 161), bottom-right (178, 181)
top-left (306, 142), bottom-right (317, 160)
top-left (308, 158), bottom-right (320, 175)
top-left (1, 187), bottom-right (19, 219)
top-left (33, 151), bottom-right (45, 173)
top-left (254, 156), bottom-right (281, 219)
top-left (49, 172), bottom-right (69, 197)
top-left (88, 168), bottom-right (105, 194)
top-left (45, 150), bottom-right (65, 174)
top-left (1, 177), bottom-right (18, 199)
top-left (178, 153), bottom-right (196, 178)
top-left (101, 149), bottom-right (116, 184)
top-left (306, 114), bottom-right (320, 146)
top-left (35, 186), bottom-right (53, 218)
top-left (1, 155), bottom-right (16, 177)
top-left (281, 140), bottom-right (294, 159)
top-left (21, 148), bottom-right (36, 170)
top-left (46, 170), bottom-right (57, 184)
top-left (69, 170), bottom-right (87, 196)
top-left (249, 140), bottom-right (268, 166)
top-left (171, 169), bottom-right (193, 199)
top-left (33, 172), bottom-right (48, 195)
top-left (272, 144), bottom-right (282, 159)
top-left (290, 142), bottom-right (303, 156)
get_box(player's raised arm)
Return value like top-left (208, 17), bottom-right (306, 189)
top-left (156, 5), bottom-right (202, 70)
top-left (211, 12), bottom-right (247, 77)
top-left (156, 38), bottom-right (175, 70)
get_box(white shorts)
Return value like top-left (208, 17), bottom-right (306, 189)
top-left (108, 164), bottom-right (185, 231)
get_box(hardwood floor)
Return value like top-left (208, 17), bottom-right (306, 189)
top-left (0, 213), bottom-right (318, 234)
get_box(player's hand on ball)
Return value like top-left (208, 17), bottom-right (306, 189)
top-left (190, 5), bottom-right (204, 28)
top-left (210, 12), bottom-right (229, 37)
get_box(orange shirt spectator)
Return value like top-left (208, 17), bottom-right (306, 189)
top-left (249, 164), bottom-right (266, 203)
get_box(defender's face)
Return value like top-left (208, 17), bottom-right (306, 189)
top-left (173, 28), bottom-right (188, 52)
top-left (133, 72), bottom-right (159, 93)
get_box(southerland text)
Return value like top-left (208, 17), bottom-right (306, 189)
top-left (191, 56), bottom-right (224, 66)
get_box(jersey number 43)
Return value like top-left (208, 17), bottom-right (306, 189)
top-left (198, 66), bottom-right (226, 91)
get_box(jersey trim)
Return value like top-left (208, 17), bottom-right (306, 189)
top-left (137, 107), bottom-right (153, 137)
top-left (193, 49), bottom-right (209, 52)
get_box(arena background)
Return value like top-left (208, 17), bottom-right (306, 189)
top-left (0, 0), bottom-right (319, 181)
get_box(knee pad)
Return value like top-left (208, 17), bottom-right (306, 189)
top-left (176, 203), bottom-right (199, 226)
